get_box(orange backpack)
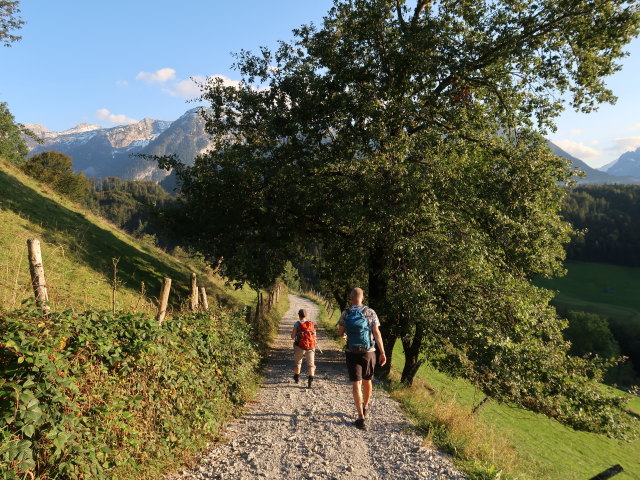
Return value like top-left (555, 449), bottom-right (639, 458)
top-left (296, 320), bottom-right (316, 350)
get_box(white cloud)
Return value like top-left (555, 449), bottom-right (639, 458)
top-left (162, 74), bottom-right (242, 99)
top-left (206, 74), bottom-right (242, 89)
top-left (570, 128), bottom-right (583, 135)
top-left (554, 139), bottom-right (601, 161)
top-left (163, 75), bottom-right (206, 99)
top-left (607, 136), bottom-right (640, 153)
top-left (629, 122), bottom-right (640, 131)
top-left (136, 67), bottom-right (176, 84)
top-left (116, 80), bottom-right (128, 87)
top-left (591, 140), bottom-right (599, 145)
top-left (95, 108), bottom-right (137, 126)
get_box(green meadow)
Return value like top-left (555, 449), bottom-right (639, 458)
top-left (536, 261), bottom-right (640, 326)
top-left (391, 345), bottom-right (640, 479)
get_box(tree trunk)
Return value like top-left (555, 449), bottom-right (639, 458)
top-left (400, 322), bottom-right (425, 385)
top-left (332, 287), bottom-right (350, 311)
top-left (368, 242), bottom-right (394, 377)
top-left (376, 322), bottom-right (397, 378)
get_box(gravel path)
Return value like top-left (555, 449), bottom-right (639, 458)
top-left (169, 294), bottom-right (466, 480)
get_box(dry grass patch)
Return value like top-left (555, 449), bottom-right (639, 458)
top-left (389, 376), bottom-right (523, 479)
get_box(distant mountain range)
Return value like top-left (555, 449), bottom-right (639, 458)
top-left (548, 142), bottom-right (640, 185)
top-left (25, 108), bottom-right (213, 184)
top-left (599, 146), bottom-right (640, 178)
top-left (24, 110), bottom-right (640, 186)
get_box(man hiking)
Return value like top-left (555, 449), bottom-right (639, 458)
top-left (337, 287), bottom-right (387, 430)
top-left (291, 308), bottom-right (317, 388)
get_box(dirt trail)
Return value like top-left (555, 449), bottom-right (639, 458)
top-left (169, 294), bottom-right (466, 480)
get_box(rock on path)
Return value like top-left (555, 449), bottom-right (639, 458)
top-left (168, 294), bottom-right (466, 480)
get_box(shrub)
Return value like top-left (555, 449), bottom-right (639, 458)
top-left (0, 303), bottom-right (258, 479)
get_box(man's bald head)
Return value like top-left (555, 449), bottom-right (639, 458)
top-left (350, 287), bottom-right (364, 305)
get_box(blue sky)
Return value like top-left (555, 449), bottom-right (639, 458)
top-left (1, 1), bottom-right (639, 169)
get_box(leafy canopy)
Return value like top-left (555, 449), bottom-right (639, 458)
top-left (0, 0), bottom-right (23, 47)
top-left (0, 102), bottom-right (34, 165)
top-left (161, 0), bottom-right (640, 437)
top-left (22, 150), bottom-right (90, 202)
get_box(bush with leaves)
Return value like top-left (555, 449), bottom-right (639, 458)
top-left (21, 150), bottom-right (90, 202)
top-left (0, 304), bottom-right (259, 479)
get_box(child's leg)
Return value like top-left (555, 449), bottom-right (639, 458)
top-left (293, 346), bottom-right (304, 376)
top-left (307, 349), bottom-right (316, 377)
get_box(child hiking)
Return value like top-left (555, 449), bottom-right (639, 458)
top-left (291, 308), bottom-right (317, 388)
top-left (337, 288), bottom-right (387, 430)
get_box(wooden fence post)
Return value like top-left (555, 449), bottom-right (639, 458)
top-left (199, 286), bottom-right (209, 311)
top-left (27, 238), bottom-right (50, 316)
top-left (588, 465), bottom-right (624, 480)
top-left (190, 273), bottom-right (199, 312)
top-left (254, 292), bottom-right (263, 323)
top-left (156, 277), bottom-right (172, 325)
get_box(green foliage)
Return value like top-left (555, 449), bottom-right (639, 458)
top-left (0, 102), bottom-right (33, 166)
top-left (0, 1), bottom-right (24, 47)
top-left (563, 185), bottom-right (640, 266)
top-left (564, 311), bottom-right (620, 359)
top-left (21, 151), bottom-right (90, 202)
top-left (536, 262), bottom-right (640, 385)
top-left (84, 177), bottom-right (178, 247)
top-left (159, 0), bottom-right (640, 436)
top-left (0, 303), bottom-right (259, 479)
top-left (281, 261), bottom-right (301, 292)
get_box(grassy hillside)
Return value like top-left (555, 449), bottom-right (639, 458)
top-left (536, 261), bottom-right (640, 325)
top-left (391, 347), bottom-right (640, 479)
top-left (0, 157), bottom-right (289, 479)
top-left (0, 158), bottom-right (250, 312)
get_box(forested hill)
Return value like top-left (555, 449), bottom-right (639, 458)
top-left (563, 184), bottom-right (640, 266)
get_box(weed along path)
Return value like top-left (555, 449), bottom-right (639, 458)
top-left (169, 295), bottom-right (466, 480)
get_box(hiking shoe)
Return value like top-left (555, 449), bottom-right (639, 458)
top-left (307, 376), bottom-right (314, 389)
top-left (293, 374), bottom-right (299, 384)
top-left (354, 417), bottom-right (367, 430)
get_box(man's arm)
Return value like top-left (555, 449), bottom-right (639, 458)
top-left (372, 324), bottom-right (387, 366)
top-left (290, 324), bottom-right (297, 340)
top-left (337, 311), bottom-right (347, 341)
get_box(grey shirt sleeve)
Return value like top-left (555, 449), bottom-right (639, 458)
top-left (364, 307), bottom-right (380, 328)
top-left (337, 310), bottom-right (347, 326)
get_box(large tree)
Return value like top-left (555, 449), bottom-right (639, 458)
top-left (0, 0), bottom-right (23, 47)
top-left (0, 101), bottom-right (32, 164)
top-left (0, 2), bottom-right (30, 164)
top-left (162, 0), bottom-right (640, 436)
top-left (22, 150), bottom-right (90, 202)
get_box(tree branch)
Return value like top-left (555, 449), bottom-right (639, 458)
top-left (411, 0), bottom-right (430, 27)
top-left (396, 0), bottom-right (408, 33)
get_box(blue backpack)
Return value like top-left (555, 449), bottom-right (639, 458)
top-left (345, 306), bottom-right (372, 353)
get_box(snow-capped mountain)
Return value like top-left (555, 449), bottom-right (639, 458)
top-left (548, 142), bottom-right (640, 184)
top-left (26, 108), bottom-right (213, 182)
top-left (599, 147), bottom-right (640, 179)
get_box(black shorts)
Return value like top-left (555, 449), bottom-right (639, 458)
top-left (345, 351), bottom-right (376, 382)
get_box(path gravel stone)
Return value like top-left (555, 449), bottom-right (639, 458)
top-left (168, 294), bottom-right (466, 480)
